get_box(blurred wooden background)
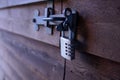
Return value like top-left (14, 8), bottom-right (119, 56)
top-left (0, 0), bottom-right (120, 80)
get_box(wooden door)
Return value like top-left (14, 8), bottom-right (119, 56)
top-left (0, 0), bottom-right (120, 80)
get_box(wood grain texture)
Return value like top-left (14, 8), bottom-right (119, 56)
top-left (0, 2), bottom-right (60, 46)
top-left (63, 0), bottom-right (120, 62)
top-left (0, 29), bottom-right (64, 80)
top-left (0, 30), bottom-right (120, 80)
top-left (0, 0), bottom-right (120, 62)
top-left (0, 0), bottom-right (46, 8)
top-left (0, 66), bottom-right (11, 80)
top-left (0, 0), bottom-right (120, 80)
top-left (65, 51), bottom-right (120, 80)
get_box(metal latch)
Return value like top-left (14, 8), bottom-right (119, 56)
top-left (33, 7), bottom-right (78, 60)
top-left (33, 8), bottom-right (54, 34)
top-left (33, 0), bottom-right (54, 34)
top-left (33, 7), bottom-right (77, 33)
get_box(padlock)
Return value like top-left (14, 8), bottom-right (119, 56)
top-left (60, 28), bottom-right (75, 60)
top-left (60, 8), bottom-right (77, 60)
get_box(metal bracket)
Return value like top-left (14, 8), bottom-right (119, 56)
top-left (33, 8), bottom-right (64, 34)
top-left (33, 0), bottom-right (54, 34)
top-left (33, 7), bottom-right (78, 60)
top-left (33, 7), bottom-right (77, 35)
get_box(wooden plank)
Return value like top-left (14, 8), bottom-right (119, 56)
top-left (0, 53), bottom-right (22, 80)
top-left (0, 47), bottom-right (45, 80)
top-left (0, 66), bottom-right (11, 80)
top-left (0, 3), bottom-right (60, 46)
top-left (0, 0), bottom-right (120, 62)
top-left (0, 29), bottom-right (64, 80)
top-left (0, 0), bottom-right (47, 8)
top-left (0, 29), bottom-right (120, 80)
top-left (63, 0), bottom-right (120, 62)
top-left (65, 51), bottom-right (120, 80)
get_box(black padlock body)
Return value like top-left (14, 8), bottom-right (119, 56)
top-left (56, 22), bottom-right (68, 31)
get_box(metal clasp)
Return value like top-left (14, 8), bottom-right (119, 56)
top-left (33, 8), bottom-right (77, 35)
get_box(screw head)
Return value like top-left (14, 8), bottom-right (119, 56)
top-left (33, 18), bottom-right (36, 23)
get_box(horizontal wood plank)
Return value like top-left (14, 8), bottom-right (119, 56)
top-left (65, 51), bottom-right (120, 80)
top-left (0, 29), bottom-right (64, 80)
top-left (63, 0), bottom-right (120, 62)
top-left (0, 66), bottom-right (11, 80)
top-left (0, 54), bottom-right (21, 80)
top-left (0, 0), bottom-right (47, 8)
top-left (0, 2), bottom-right (60, 46)
top-left (0, 0), bottom-right (120, 62)
top-left (0, 30), bottom-right (120, 80)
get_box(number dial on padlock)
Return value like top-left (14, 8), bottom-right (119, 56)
top-left (60, 37), bottom-right (75, 60)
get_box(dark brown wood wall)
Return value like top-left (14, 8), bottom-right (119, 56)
top-left (0, 0), bottom-right (120, 80)
top-left (0, 29), bottom-right (120, 80)
top-left (0, 0), bottom-right (120, 62)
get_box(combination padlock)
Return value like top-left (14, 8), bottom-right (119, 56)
top-left (60, 8), bottom-right (77, 60)
top-left (60, 33), bottom-right (75, 60)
